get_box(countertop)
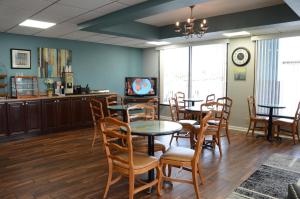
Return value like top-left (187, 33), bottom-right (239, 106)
top-left (0, 92), bottom-right (116, 102)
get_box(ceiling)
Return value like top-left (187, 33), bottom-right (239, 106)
top-left (0, 0), bottom-right (300, 48)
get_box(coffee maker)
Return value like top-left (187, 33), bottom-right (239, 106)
top-left (62, 72), bottom-right (73, 94)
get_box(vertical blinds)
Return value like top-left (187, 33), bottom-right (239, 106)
top-left (255, 39), bottom-right (280, 115)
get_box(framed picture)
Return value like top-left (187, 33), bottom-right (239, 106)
top-left (11, 49), bottom-right (31, 69)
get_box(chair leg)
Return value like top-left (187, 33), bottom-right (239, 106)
top-left (197, 162), bottom-right (205, 185)
top-left (129, 172), bottom-right (135, 199)
top-left (246, 121), bottom-right (252, 136)
top-left (297, 129), bottom-right (300, 143)
top-left (168, 165), bottom-right (172, 177)
top-left (292, 126), bottom-right (296, 144)
top-left (91, 130), bottom-right (97, 150)
top-left (192, 166), bottom-right (201, 199)
top-left (225, 124), bottom-right (230, 144)
top-left (252, 121), bottom-right (256, 136)
top-left (103, 164), bottom-right (113, 199)
top-left (156, 166), bottom-right (162, 196)
top-left (217, 134), bottom-right (222, 157)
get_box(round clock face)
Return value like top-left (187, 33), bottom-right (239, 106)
top-left (232, 47), bottom-right (250, 66)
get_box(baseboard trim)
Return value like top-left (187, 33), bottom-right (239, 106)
top-left (229, 125), bottom-right (248, 132)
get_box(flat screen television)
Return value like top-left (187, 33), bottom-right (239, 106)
top-left (125, 77), bottom-right (157, 96)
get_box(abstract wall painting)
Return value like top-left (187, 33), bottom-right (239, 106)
top-left (11, 49), bottom-right (31, 69)
top-left (38, 48), bottom-right (72, 78)
top-left (234, 66), bottom-right (247, 81)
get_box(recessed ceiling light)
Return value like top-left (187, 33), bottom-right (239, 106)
top-left (19, 19), bottom-right (56, 29)
top-left (223, 31), bottom-right (250, 37)
top-left (147, 41), bottom-right (170, 45)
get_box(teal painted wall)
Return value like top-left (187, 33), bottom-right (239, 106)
top-left (0, 33), bottom-right (143, 95)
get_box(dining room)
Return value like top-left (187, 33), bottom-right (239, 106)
top-left (1, 0), bottom-right (300, 199)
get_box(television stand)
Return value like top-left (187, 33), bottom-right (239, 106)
top-left (124, 96), bottom-right (160, 119)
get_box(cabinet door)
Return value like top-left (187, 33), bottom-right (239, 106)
top-left (7, 102), bottom-right (26, 134)
top-left (25, 100), bottom-right (41, 132)
top-left (81, 97), bottom-right (92, 126)
top-left (56, 98), bottom-right (71, 130)
top-left (0, 103), bottom-right (7, 134)
top-left (71, 97), bottom-right (82, 127)
top-left (42, 99), bottom-right (57, 133)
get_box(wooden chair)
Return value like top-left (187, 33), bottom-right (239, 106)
top-left (175, 91), bottom-right (187, 119)
top-left (160, 112), bottom-right (212, 199)
top-left (106, 94), bottom-right (124, 118)
top-left (199, 102), bottom-right (225, 156)
top-left (100, 117), bottom-right (162, 199)
top-left (208, 97), bottom-right (233, 144)
top-left (206, 94), bottom-right (215, 103)
top-left (89, 98), bottom-right (104, 149)
top-left (127, 104), bottom-right (166, 154)
top-left (169, 97), bottom-right (198, 146)
top-left (246, 96), bottom-right (268, 136)
top-left (273, 101), bottom-right (300, 144)
top-left (146, 98), bottom-right (159, 119)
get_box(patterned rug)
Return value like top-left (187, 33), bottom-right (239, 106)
top-left (227, 153), bottom-right (300, 199)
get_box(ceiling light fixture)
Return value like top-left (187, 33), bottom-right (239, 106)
top-left (223, 31), bottom-right (250, 37)
top-left (174, 5), bottom-right (208, 39)
top-left (19, 19), bottom-right (56, 29)
top-left (147, 41), bottom-right (170, 45)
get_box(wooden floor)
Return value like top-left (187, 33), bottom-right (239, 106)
top-left (1, 129), bottom-right (300, 199)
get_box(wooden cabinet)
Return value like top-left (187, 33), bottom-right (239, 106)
top-left (42, 98), bottom-right (71, 133)
top-left (7, 100), bottom-right (42, 134)
top-left (71, 97), bottom-right (92, 127)
top-left (0, 102), bottom-right (7, 134)
top-left (7, 102), bottom-right (26, 134)
top-left (25, 100), bottom-right (41, 132)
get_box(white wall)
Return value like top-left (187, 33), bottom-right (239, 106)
top-left (142, 37), bottom-right (256, 129)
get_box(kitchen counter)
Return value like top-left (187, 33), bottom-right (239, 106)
top-left (0, 92), bottom-right (116, 102)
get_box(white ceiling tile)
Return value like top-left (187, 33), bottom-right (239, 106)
top-left (59, 0), bottom-right (113, 10)
top-left (8, 26), bottom-right (42, 35)
top-left (34, 22), bottom-right (78, 37)
top-left (32, 3), bottom-right (88, 24)
top-left (60, 30), bottom-right (98, 40)
top-left (0, 0), bottom-right (53, 13)
top-left (79, 33), bottom-right (116, 42)
top-left (117, 0), bottom-right (147, 6)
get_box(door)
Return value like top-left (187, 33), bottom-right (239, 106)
top-left (0, 103), bottom-right (7, 134)
top-left (25, 100), bottom-right (41, 132)
top-left (7, 101), bottom-right (26, 134)
top-left (56, 98), bottom-right (71, 130)
top-left (42, 99), bottom-right (57, 133)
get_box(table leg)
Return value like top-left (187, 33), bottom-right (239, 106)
top-left (267, 108), bottom-right (273, 141)
top-left (147, 135), bottom-right (155, 193)
top-left (122, 110), bottom-right (128, 123)
top-left (191, 101), bottom-right (195, 107)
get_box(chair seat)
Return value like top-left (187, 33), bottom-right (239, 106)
top-left (113, 152), bottom-right (158, 170)
top-left (160, 146), bottom-right (194, 162)
top-left (252, 116), bottom-right (268, 121)
top-left (133, 139), bottom-right (166, 153)
top-left (179, 120), bottom-right (198, 125)
top-left (273, 118), bottom-right (294, 125)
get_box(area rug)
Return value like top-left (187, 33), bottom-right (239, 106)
top-left (227, 153), bottom-right (300, 199)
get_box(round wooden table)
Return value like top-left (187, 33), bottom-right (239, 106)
top-left (258, 104), bottom-right (285, 141)
top-left (122, 120), bottom-right (182, 181)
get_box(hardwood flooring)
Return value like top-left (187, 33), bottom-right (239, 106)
top-left (0, 129), bottom-right (300, 199)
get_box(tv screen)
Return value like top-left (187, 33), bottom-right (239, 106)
top-left (125, 77), bottom-right (157, 96)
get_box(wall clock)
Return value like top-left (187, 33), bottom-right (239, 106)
top-left (232, 47), bottom-right (250, 66)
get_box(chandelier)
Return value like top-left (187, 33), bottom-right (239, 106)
top-left (174, 5), bottom-right (208, 38)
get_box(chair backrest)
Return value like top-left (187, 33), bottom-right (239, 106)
top-left (175, 91), bottom-right (185, 109)
top-left (206, 94), bottom-right (215, 103)
top-left (106, 94), bottom-right (124, 106)
top-left (200, 102), bottom-right (224, 121)
top-left (247, 96), bottom-right (257, 118)
top-left (169, 97), bottom-right (179, 121)
top-left (217, 97), bottom-right (233, 121)
top-left (100, 117), bottom-right (134, 168)
top-left (193, 111), bottom-right (212, 163)
top-left (146, 98), bottom-right (159, 119)
top-left (294, 101), bottom-right (300, 123)
top-left (89, 98), bottom-right (104, 128)
top-left (127, 103), bottom-right (155, 123)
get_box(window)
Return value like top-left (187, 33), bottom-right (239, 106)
top-left (160, 47), bottom-right (189, 104)
top-left (255, 36), bottom-right (300, 116)
top-left (191, 44), bottom-right (227, 99)
top-left (160, 43), bottom-right (227, 104)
